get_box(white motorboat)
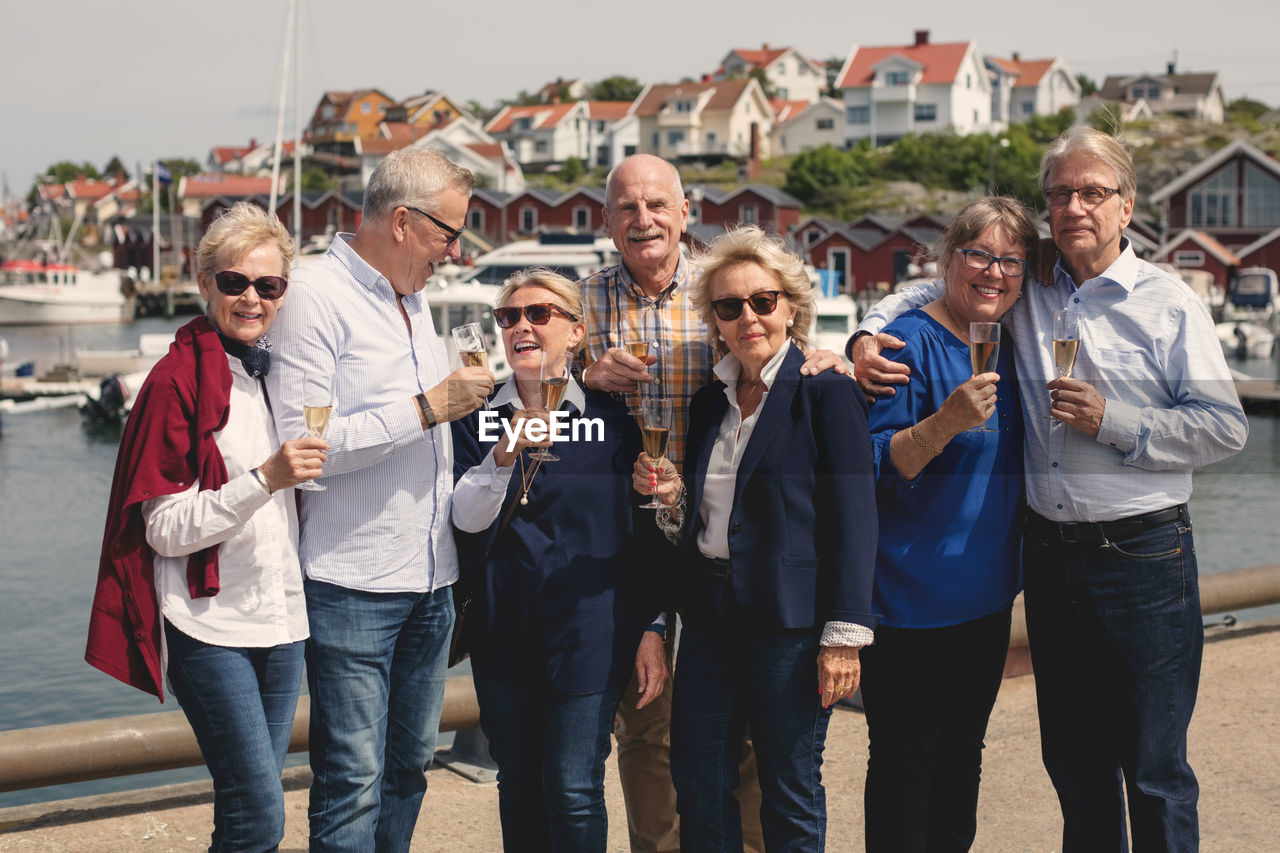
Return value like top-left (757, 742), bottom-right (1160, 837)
top-left (811, 294), bottom-right (860, 360)
top-left (459, 233), bottom-right (618, 286)
top-left (1215, 320), bottom-right (1275, 360)
top-left (421, 277), bottom-right (511, 380)
top-left (74, 333), bottom-right (174, 377)
top-left (1222, 267), bottom-right (1280, 328)
top-left (0, 259), bottom-right (135, 325)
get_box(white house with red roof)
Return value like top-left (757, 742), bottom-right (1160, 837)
top-left (715, 45), bottom-right (827, 103)
top-left (484, 101), bottom-right (636, 171)
top-left (986, 54), bottom-right (1080, 124)
top-left (177, 174), bottom-right (285, 218)
top-left (356, 115), bottom-right (525, 193)
top-left (770, 97), bottom-right (846, 155)
top-left (631, 78), bottom-right (774, 161)
top-left (835, 30), bottom-right (991, 146)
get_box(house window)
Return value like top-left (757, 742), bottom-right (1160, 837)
top-left (706, 131), bottom-right (717, 145)
top-left (914, 104), bottom-right (937, 121)
top-left (777, 62), bottom-right (787, 75)
top-left (829, 248), bottom-right (850, 290)
top-left (816, 117), bottom-right (835, 130)
top-left (1243, 162), bottom-right (1280, 227)
top-left (966, 73), bottom-right (972, 89)
top-left (690, 202), bottom-right (702, 223)
top-left (534, 139), bottom-right (548, 153)
top-left (741, 204), bottom-right (758, 224)
top-left (652, 133), bottom-right (659, 149)
top-left (675, 100), bottom-right (693, 113)
top-left (322, 105), bottom-right (335, 119)
top-left (805, 228), bottom-right (822, 245)
top-left (573, 205), bottom-right (590, 228)
top-left (777, 87), bottom-right (789, 99)
top-left (847, 106), bottom-right (870, 124)
top-left (469, 208), bottom-right (485, 231)
top-left (885, 70), bottom-right (910, 86)
top-left (1174, 250), bottom-right (1205, 266)
top-left (624, 144), bottom-right (637, 156)
top-left (516, 117), bottom-right (533, 131)
top-left (361, 102), bottom-right (372, 115)
top-left (667, 130), bottom-right (685, 147)
top-left (520, 207), bottom-right (536, 232)
top-left (1021, 101), bottom-right (1034, 115)
top-left (1189, 167), bottom-right (1237, 227)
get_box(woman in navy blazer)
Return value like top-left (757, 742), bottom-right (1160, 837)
top-left (637, 226), bottom-right (878, 852)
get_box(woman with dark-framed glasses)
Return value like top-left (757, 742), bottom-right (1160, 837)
top-left (87, 202), bottom-right (328, 852)
top-left (856, 196), bottom-right (1036, 852)
top-left (450, 268), bottom-right (667, 852)
top-left (637, 226), bottom-right (877, 851)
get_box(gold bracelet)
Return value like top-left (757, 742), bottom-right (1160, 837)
top-left (910, 425), bottom-right (943, 455)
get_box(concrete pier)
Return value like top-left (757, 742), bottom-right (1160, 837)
top-left (1, 618), bottom-right (1277, 851)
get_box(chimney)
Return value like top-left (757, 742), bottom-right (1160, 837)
top-left (1012, 52), bottom-right (1020, 63)
top-left (762, 42), bottom-right (770, 51)
top-left (914, 29), bottom-right (929, 47)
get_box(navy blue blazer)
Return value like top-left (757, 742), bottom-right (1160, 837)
top-left (676, 344), bottom-right (879, 632)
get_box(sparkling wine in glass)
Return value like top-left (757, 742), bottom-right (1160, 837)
top-left (625, 336), bottom-right (651, 414)
top-left (531, 349), bottom-right (567, 462)
top-left (299, 381), bottom-right (331, 491)
top-left (968, 321), bottom-right (1000, 433)
top-left (1049, 309), bottom-right (1081, 424)
top-left (452, 322), bottom-right (490, 410)
top-left (639, 397), bottom-right (673, 509)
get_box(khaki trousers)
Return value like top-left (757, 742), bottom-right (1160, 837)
top-left (615, 622), bottom-right (765, 853)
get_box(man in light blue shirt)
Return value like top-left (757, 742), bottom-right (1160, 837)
top-left (850, 128), bottom-right (1246, 852)
top-left (267, 147), bottom-right (493, 853)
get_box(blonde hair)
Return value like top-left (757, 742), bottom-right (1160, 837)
top-left (196, 201), bottom-right (293, 275)
top-left (692, 225), bottom-right (812, 358)
top-left (496, 268), bottom-right (588, 353)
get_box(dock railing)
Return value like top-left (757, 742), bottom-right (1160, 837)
top-left (3, 564), bottom-right (1280, 795)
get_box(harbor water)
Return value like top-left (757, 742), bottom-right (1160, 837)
top-left (2, 318), bottom-right (1278, 808)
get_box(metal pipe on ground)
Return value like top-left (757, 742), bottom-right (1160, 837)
top-left (3, 564), bottom-right (1280, 796)
top-left (0, 676), bottom-right (480, 795)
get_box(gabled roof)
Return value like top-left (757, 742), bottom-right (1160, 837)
top-left (211, 141), bottom-right (258, 165)
top-left (66, 178), bottom-right (122, 202)
top-left (471, 188), bottom-right (513, 206)
top-left (357, 122), bottom-right (433, 155)
top-left (631, 78), bottom-right (757, 117)
top-left (729, 47), bottom-right (790, 68)
top-left (1150, 139), bottom-right (1280, 203)
top-left (770, 98), bottom-right (812, 122)
top-left (587, 101), bottom-right (633, 121)
top-left (1099, 72), bottom-right (1221, 100)
top-left (1009, 59), bottom-right (1055, 88)
top-left (485, 102), bottom-right (580, 133)
top-left (1154, 229), bottom-right (1242, 266)
top-left (1236, 226), bottom-right (1280, 259)
top-left (179, 174), bottom-right (282, 199)
top-left (837, 40), bottom-right (973, 88)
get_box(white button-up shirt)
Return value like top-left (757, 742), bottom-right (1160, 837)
top-left (266, 234), bottom-right (459, 593)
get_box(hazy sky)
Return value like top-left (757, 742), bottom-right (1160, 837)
top-left (4, 0), bottom-right (1276, 196)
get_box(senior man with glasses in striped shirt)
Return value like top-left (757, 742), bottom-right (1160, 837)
top-left (266, 146), bottom-right (494, 853)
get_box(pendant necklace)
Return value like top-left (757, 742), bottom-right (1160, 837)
top-left (517, 451), bottom-right (544, 506)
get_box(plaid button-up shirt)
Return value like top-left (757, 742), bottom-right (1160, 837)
top-left (579, 253), bottom-right (714, 469)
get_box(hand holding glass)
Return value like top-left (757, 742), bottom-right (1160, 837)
top-left (531, 350), bottom-right (567, 462)
top-left (624, 335), bottom-right (651, 414)
top-left (639, 398), bottom-right (673, 509)
top-left (1049, 309), bottom-right (1081, 424)
top-left (299, 382), bottom-right (331, 491)
top-left (452, 322), bottom-right (490, 411)
top-left (968, 321), bottom-right (1000, 433)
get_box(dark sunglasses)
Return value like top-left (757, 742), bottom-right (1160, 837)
top-left (493, 303), bottom-right (579, 328)
top-left (405, 205), bottom-right (465, 246)
top-left (710, 290), bottom-right (785, 322)
top-left (213, 270), bottom-right (288, 300)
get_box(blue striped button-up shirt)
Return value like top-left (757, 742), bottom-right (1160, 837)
top-left (266, 234), bottom-right (458, 593)
top-left (858, 241), bottom-right (1248, 523)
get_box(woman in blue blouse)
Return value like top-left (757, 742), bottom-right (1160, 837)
top-left (859, 196), bottom-right (1037, 852)
top-left (451, 269), bottom-right (666, 853)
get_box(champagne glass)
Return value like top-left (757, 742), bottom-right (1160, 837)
top-left (451, 321), bottom-right (489, 411)
top-left (1049, 309), bottom-right (1081, 424)
top-left (968, 321), bottom-right (1000, 433)
top-left (624, 335), bottom-right (651, 415)
top-left (531, 349), bottom-right (567, 462)
top-left (299, 378), bottom-right (331, 492)
top-left (638, 397), bottom-right (673, 509)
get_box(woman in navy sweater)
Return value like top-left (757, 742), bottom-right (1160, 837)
top-left (451, 269), bottom-right (666, 852)
top-left (639, 226), bottom-right (878, 852)
top-left (858, 196), bottom-right (1036, 852)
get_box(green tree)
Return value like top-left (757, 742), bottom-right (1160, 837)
top-left (783, 145), bottom-right (869, 205)
top-left (559, 156), bottom-right (585, 184)
top-left (748, 67), bottom-right (776, 99)
top-left (27, 160), bottom-right (101, 207)
top-left (102, 156), bottom-right (129, 181)
top-left (1076, 74), bottom-right (1099, 96)
top-left (589, 75), bottom-right (644, 103)
top-left (296, 167), bottom-right (336, 193)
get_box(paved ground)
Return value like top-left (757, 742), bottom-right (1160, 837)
top-left (2, 620), bottom-right (1277, 852)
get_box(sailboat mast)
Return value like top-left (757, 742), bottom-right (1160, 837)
top-left (268, 0), bottom-right (297, 217)
top-left (293, 1), bottom-right (303, 249)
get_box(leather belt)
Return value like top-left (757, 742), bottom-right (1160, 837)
top-left (1024, 504), bottom-right (1187, 545)
top-left (698, 554), bottom-right (732, 580)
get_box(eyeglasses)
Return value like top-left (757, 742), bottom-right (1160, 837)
top-left (958, 249), bottom-right (1027, 278)
top-left (1044, 186), bottom-right (1121, 208)
top-left (212, 270), bottom-right (288, 300)
top-left (710, 290), bottom-right (785, 322)
top-left (404, 205), bottom-right (465, 246)
top-left (493, 303), bottom-right (579, 328)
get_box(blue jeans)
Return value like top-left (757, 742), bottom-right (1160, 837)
top-left (473, 666), bottom-right (623, 853)
top-left (164, 622), bottom-right (304, 853)
top-left (1023, 516), bottom-right (1202, 853)
top-left (303, 579), bottom-right (454, 853)
top-left (671, 572), bottom-right (832, 853)
top-left (860, 608), bottom-right (1012, 853)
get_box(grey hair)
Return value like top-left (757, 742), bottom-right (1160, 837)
top-left (196, 201), bottom-right (293, 275)
top-left (1039, 126), bottom-right (1137, 202)
top-left (362, 147), bottom-right (475, 222)
top-left (692, 225), bottom-right (813, 359)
